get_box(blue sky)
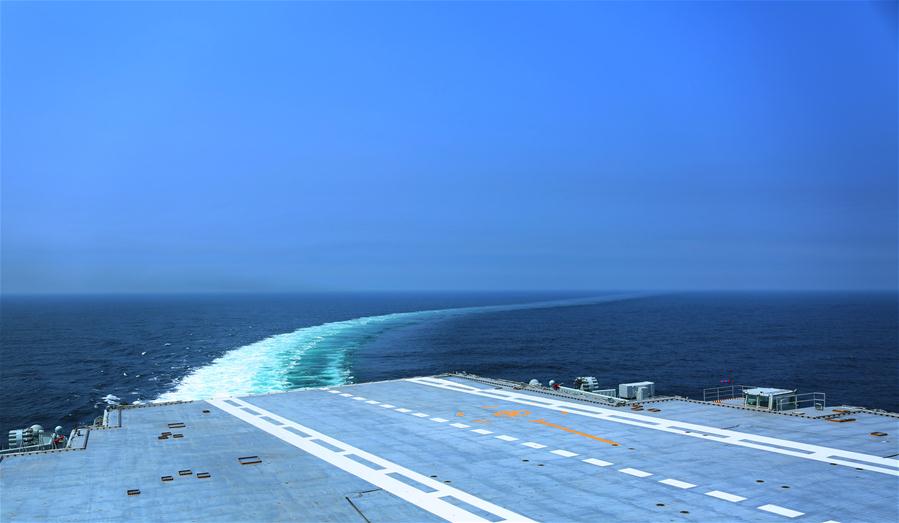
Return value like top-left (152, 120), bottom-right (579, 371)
top-left (1, 1), bottom-right (896, 293)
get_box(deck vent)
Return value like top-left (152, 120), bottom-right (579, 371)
top-left (871, 432), bottom-right (888, 437)
top-left (178, 470), bottom-right (192, 476)
top-left (197, 472), bottom-right (211, 479)
top-left (167, 422), bottom-right (186, 429)
top-left (238, 455), bottom-right (262, 465)
top-left (161, 476), bottom-right (173, 482)
top-left (127, 489), bottom-right (140, 496)
top-left (202, 410), bottom-right (210, 414)
top-left (172, 433), bottom-right (184, 438)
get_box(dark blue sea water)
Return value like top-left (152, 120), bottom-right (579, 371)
top-left (1, 292), bottom-right (896, 432)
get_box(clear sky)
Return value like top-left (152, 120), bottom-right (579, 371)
top-left (1, 1), bottom-right (896, 293)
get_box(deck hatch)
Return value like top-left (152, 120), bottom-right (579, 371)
top-left (126, 489), bottom-right (140, 496)
top-left (178, 469), bottom-right (192, 476)
top-left (161, 476), bottom-right (173, 482)
top-left (196, 472), bottom-right (211, 479)
top-left (167, 422), bottom-right (186, 429)
top-left (238, 455), bottom-right (262, 465)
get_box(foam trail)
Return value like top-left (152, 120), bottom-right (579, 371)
top-left (154, 293), bottom-right (648, 402)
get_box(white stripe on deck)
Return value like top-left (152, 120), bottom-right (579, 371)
top-left (471, 429), bottom-right (493, 435)
top-left (705, 490), bottom-right (746, 503)
top-left (522, 442), bottom-right (546, 449)
top-left (618, 467), bottom-right (652, 477)
top-left (430, 418), bottom-right (449, 423)
top-left (395, 408), bottom-right (412, 413)
top-left (379, 404), bottom-right (396, 409)
top-left (582, 458), bottom-right (613, 467)
top-left (495, 435), bottom-right (518, 441)
top-left (366, 400), bottom-right (380, 404)
top-left (757, 504), bottom-right (804, 518)
top-left (550, 449), bottom-right (578, 458)
top-left (659, 478), bottom-right (696, 489)
top-left (412, 412), bottom-right (429, 417)
top-left (327, 390), bottom-right (341, 394)
top-left (450, 423), bottom-right (470, 429)
top-left (406, 377), bottom-right (899, 476)
top-left (208, 398), bottom-right (537, 523)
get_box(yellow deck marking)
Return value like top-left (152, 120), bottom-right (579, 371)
top-left (481, 405), bottom-right (499, 409)
top-left (472, 419), bottom-right (489, 423)
top-left (456, 411), bottom-right (465, 417)
top-left (529, 418), bottom-right (620, 446)
top-left (493, 410), bottom-right (530, 418)
top-left (560, 411), bottom-right (569, 415)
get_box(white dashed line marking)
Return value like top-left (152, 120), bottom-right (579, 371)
top-left (430, 418), bottom-right (449, 423)
top-left (379, 404), bottom-right (396, 409)
top-left (352, 397), bottom-right (366, 401)
top-left (757, 505), bottom-right (804, 518)
top-left (619, 467), bottom-right (652, 478)
top-left (327, 390), bottom-right (341, 394)
top-left (412, 412), bottom-right (429, 417)
top-left (366, 400), bottom-right (380, 404)
top-left (471, 429), bottom-right (493, 435)
top-left (551, 450), bottom-right (579, 458)
top-left (582, 458), bottom-right (613, 467)
top-left (495, 435), bottom-right (518, 441)
top-left (340, 393), bottom-right (353, 397)
top-left (659, 478), bottom-right (696, 489)
top-left (705, 490), bottom-right (746, 503)
top-left (395, 408), bottom-right (412, 413)
top-left (522, 442), bottom-right (547, 449)
top-left (450, 423), bottom-right (470, 429)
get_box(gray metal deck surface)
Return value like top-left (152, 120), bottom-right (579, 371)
top-left (1, 374), bottom-right (897, 522)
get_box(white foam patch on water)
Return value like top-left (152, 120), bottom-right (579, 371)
top-left (153, 293), bottom-right (647, 402)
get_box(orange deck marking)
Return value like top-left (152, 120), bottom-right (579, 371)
top-left (481, 405), bottom-right (498, 409)
top-left (456, 411), bottom-right (465, 417)
top-left (529, 418), bottom-right (620, 446)
top-left (472, 419), bottom-right (489, 423)
top-left (493, 410), bottom-right (530, 418)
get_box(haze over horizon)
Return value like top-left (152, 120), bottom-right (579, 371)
top-left (2, 1), bottom-right (896, 294)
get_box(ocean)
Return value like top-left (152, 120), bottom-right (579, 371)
top-left (1, 292), bottom-right (896, 431)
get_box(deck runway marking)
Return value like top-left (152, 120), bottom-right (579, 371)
top-left (529, 418), bottom-right (619, 447)
top-left (329, 386), bottom-right (826, 522)
top-left (757, 504), bottom-right (804, 518)
top-left (209, 398), bottom-right (538, 523)
top-left (327, 390), bottom-right (341, 394)
top-left (412, 412), bottom-right (429, 417)
top-left (366, 400), bottom-right (380, 404)
top-left (618, 467), bottom-right (652, 477)
top-left (340, 393), bottom-right (353, 397)
top-left (353, 397), bottom-right (366, 401)
top-left (659, 478), bottom-right (695, 489)
top-left (379, 404), bottom-right (396, 409)
top-left (407, 377), bottom-right (899, 476)
top-left (705, 490), bottom-right (746, 502)
top-left (395, 408), bottom-right (412, 413)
